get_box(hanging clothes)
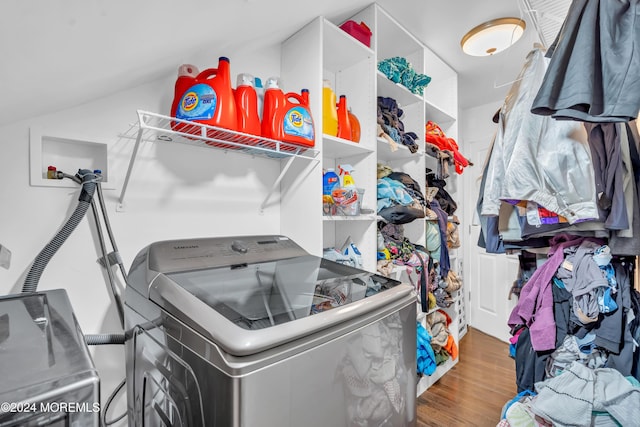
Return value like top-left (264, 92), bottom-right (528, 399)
top-left (617, 124), bottom-right (635, 238)
top-left (602, 262), bottom-right (634, 375)
top-left (610, 122), bottom-right (640, 255)
top-left (475, 132), bottom-right (507, 253)
top-left (481, 48), bottom-right (598, 224)
top-left (584, 122), bottom-right (629, 230)
top-left (555, 240), bottom-right (610, 324)
top-left (514, 327), bottom-right (550, 393)
top-left (508, 234), bottom-right (604, 351)
top-left (531, 0), bottom-right (640, 122)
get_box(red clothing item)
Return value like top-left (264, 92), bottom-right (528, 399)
top-left (443, 334), bottom-right (459, 360)
top-left (438, 309), bottom-right (453, 327)
top-left (425, 121), bottom-right (470, 174)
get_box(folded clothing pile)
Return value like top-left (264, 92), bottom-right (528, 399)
top-left (378, 96), bottom-right (420, 153)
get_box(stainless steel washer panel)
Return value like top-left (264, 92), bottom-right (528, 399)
top-left (0, 290), bottom-right (99, 427)
top-left (146, 235), bottom-right (307, 275)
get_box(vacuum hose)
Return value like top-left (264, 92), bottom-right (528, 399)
top-left (85, 333), bottom-right (126, 345)
top-left (22, 170), bottom-right (98, 293)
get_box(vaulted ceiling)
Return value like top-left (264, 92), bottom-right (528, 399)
top-left (0, 0), bottom-right (569, 126)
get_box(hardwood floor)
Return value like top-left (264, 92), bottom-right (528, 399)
top-left (416, 327), bottom-right (517, 427)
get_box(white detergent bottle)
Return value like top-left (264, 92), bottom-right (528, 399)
top-left (254, 77), bottom-right (265, 120)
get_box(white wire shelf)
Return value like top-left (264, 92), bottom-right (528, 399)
top-left (120, 110), bottom-right (320, 160)
top-left (117, 110), bottom-right (320, 210)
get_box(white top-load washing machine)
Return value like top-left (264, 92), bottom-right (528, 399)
top-left (125, 235), bottom-right (417, 427)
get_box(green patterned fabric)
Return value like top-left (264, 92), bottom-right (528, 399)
top-left (377, 57), bottom-right (432, 95)
top-left (434, 349), bottom-right (449, 365)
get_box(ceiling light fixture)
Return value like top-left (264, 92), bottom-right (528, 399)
top-left (460, 17), bottom-right (526, 56)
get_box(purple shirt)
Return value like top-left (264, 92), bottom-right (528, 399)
top-left (508, 234), bottom-right (604, 351)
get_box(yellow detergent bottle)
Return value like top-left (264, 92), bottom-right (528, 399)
top-left (322, 79), bottom-right (338, 136)
top-left (342, 171), bottom-right (355, 187)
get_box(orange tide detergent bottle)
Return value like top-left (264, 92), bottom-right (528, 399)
top-left (171, 56), bottom-right (238, 147)
top-left (274, 89), bottom-right (315, 150)
top-left (234, 73), bottom-right (261, 136)
top-left (261, 77), bottom-right (285, 141)
top-left (262, 79), bottom-right (315, 150)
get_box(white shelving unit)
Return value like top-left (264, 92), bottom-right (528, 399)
top-left (425, 99), bottom-right (456, 128)
top-left (323, 213), bottom-right (377, 222)
top-left (376, 71), bottom-right (424, 108)
top-left (417, 355), bottom-right (458, 396)
top-left (280, 16), bottom-right (378, 273)
top-left (377, 137), bottom-right (422, 161)
top-left (324, 134), bottom-right (374, 158)
top-left (347, 3), bottom-right (461, 396)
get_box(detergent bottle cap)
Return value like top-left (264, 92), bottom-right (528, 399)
top-left (178, 64), bottom-right (199, 77)
top-left (265, 76), bottom-right (281, 89)
top-left (237, 73), bottom-right (255, 87)
top-left (254, 77), bottom-right (263, 88)
top-left (323, 79), bottom-right (333, 87)
top-left (219, 56), bottom-right (230, 63)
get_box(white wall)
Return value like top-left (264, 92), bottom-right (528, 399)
top-left (461, 102), bottom-right (501, 146)
top-left (460, 99), bottom-right (503, 244)
top-left (460, 100), bottom-right (520, 343)
top-left (0, 43), bottom-right (284, 424)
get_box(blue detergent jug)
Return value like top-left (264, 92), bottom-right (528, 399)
top-left (323, 168), bottom-right (340, 215)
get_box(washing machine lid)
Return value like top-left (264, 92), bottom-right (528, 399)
top-left (0, 289), bottom-right (98, 402)
top-left (139, 235), bottom-right (414, 356)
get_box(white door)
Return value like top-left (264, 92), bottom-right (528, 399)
top-left (463, 137), bottom-right (519, 343)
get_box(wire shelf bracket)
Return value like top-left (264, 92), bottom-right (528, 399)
top-left (116, 110), bottom-right (320, 212)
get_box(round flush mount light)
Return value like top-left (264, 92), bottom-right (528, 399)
top-left (461, 18), bottom-right (526, 56)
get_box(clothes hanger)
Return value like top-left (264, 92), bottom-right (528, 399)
top-left (492, 0), bottom-right (547, 90)
top-left (492, 42), bottom-right (546, 89)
